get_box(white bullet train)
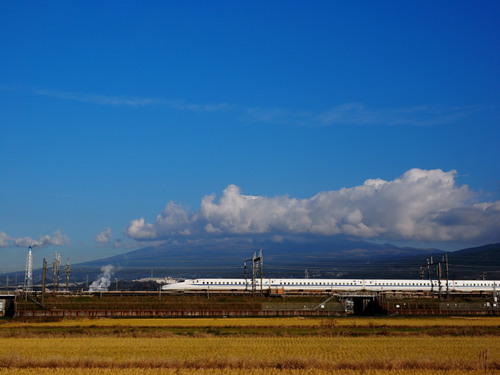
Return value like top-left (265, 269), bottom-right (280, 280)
top-left (162, 278), bottom-right (500, 293)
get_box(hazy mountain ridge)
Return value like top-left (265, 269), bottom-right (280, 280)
top-left (78, 236), bottom-right (452, 279)
top-left (3, 240), bottom-right (498, 285)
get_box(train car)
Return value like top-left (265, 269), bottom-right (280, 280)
top-left (161, 278), bottom-right (500, 293)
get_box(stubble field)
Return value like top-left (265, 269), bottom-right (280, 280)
top-left (1, 317), bottom-right (499, 374)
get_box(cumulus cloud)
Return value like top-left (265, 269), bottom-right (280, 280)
top-left (95, 227), bottom-right (113, 243)
top-left (13, 230), bottom-right (69, 248)
top-left (127, 202), bottom-right (193, 239)
top-left (0, 231), bottom-right (9, 247)
top-left (126, 169), bottom-right (500, 244)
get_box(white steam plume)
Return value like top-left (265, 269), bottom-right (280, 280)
top-left (88, 265), bottom-right (115, 292)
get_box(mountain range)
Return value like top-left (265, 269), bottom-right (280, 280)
top-left (75, 237), bottom-right (500, 280)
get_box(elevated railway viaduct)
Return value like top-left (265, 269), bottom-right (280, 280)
top-left (6, 289), bottom-right (499, 318)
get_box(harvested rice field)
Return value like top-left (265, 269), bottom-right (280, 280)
top-left (1, 317), bottom-right (499, 374)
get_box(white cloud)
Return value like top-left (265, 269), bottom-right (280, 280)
top-left (22, 87), bottom-right (487, 127)
top-left (32, 89), bottom-right (231, 112)
top-left (13, 230), bottom-right (69, 248)
top-left (316, 103), bottom-right (484, 127)
top-left (245, 103), bottom-right (486, 127)
top-left (95, 227), bottom-right (112, 243)
top-left (0, 231), bottom-right (9, 247)
top-left (126, 168), bottom-right (500, 244)
top-left (127, 202), bottom-right (193, 239)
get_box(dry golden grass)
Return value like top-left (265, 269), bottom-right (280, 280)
top-left (2, 317), bottom-right (500, 373)
top-left (3, 316), bottom-right (500, 328)
top-left (1, 336), bottom-right (499, 370)
top-left (4, 370), bottom-right (500, 375)
top-left (6, 370), bottom-right (500, 375)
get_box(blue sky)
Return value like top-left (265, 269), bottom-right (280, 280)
top-left (1, 1), bottom-right (499, 272)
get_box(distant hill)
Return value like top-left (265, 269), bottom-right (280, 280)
top-left (3, 240), bottom-right (499, 286)
top-left (74, 239), bottom-right (500, 281)
top-left (446, 243), bottom-right (500, 279)
top-left (76, 236), bottom-right (446, 279)
top-left (353, 243), bottom-right (500, 280)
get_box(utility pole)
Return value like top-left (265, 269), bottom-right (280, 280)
top-left (259, 249), bottom-right (263, 296)
top-left (437, 262), bottom-right (442, 298)
top-left (53, 252), bottom-right (61, 292)
top-left (493, 282), bottom-right (498, 315)
top-left (243, 261), bottom-right (248, 292)
top-left (427, 257), bottom-right (433, 294)
top-left (65, 257), bottom-right (71, 292)
top-left (42, 258), bottom-right (47, 304)
top-left (423, 255), bottom-right (450, 298)
top-left (443, 253), bottom-right (449, 298)
top-left (24, 246), bottom-right (33, 293)
top-left (243, 249), bottom-right (264, 296)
